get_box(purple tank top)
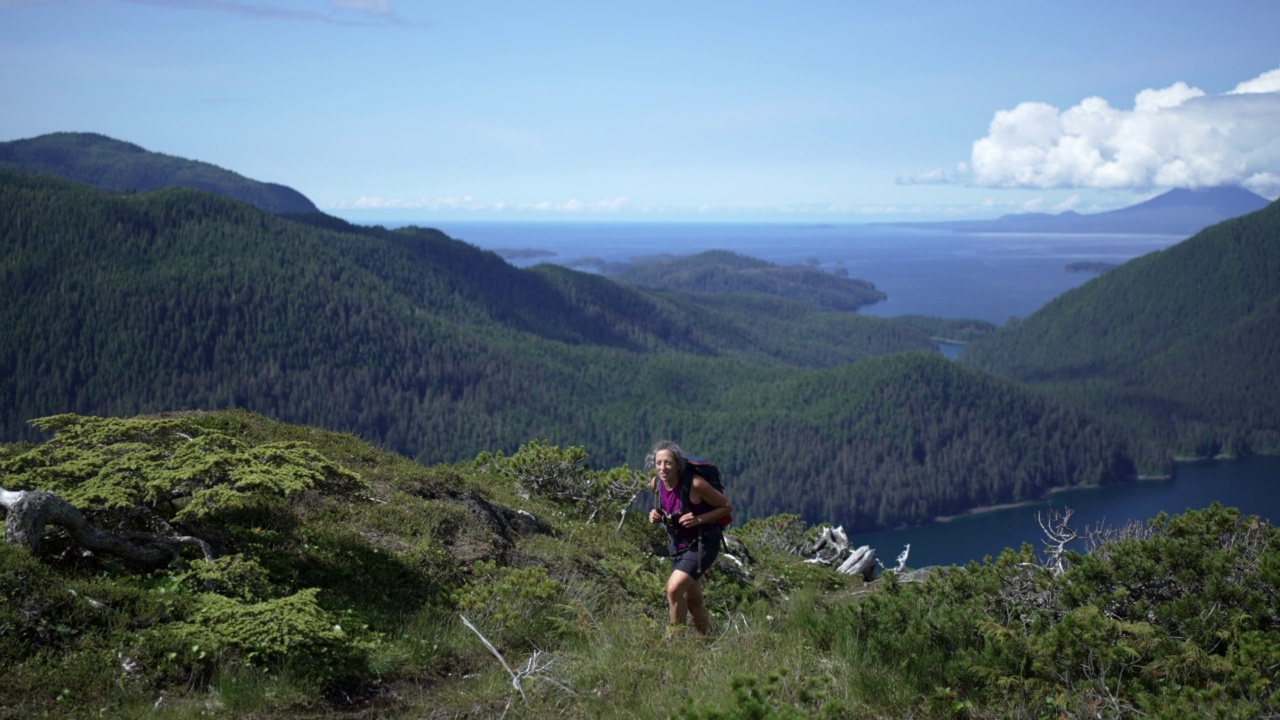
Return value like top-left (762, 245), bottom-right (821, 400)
top-left (658, 471), bottom-right (714, 539)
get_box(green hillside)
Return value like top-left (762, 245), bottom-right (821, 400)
top-left (0, 132), bottom-right (319, 214)
top-left (1, 412), bottom-right (1275, 718)
top-left (721, 353), bottom-right (1147, 529)
top-left (0, 167), bottom-right (1140, 531)
top-left (961, 199), bottom-right (1280, 457)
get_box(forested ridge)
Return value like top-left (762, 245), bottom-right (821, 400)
top-left (0, 132), bottom-right (318, 214)
top-left (962, 197), bottom-right (1280, 457)
top-left (718, 353), bottom-right (1150, 530)
top-left (0, 166), bottom-right (1148, 531)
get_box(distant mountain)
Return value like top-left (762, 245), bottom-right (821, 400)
top-left (0, 132), bottom-right (319, 214)
top-left (895, 186), bottom-right (1271, 236)
top-left (962, 196), bottom-right (1280, 457)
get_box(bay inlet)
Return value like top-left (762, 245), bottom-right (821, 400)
top-left (855, 455), bottom-right (1280, 569)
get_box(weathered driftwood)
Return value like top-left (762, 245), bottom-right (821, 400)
top-left (797, 525), bottom-right (879, 580)
top-left (798, 525), bottom-right (850, 562)
top-left (0, 487), bottom-right (213, 569)
top-left (838, 544), bottom-right (877, 577)
top-left (893, 543), bottom-right (911, 572)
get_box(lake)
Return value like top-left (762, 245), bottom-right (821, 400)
top-left (856, 455), bottom-right (1280, 569)
top-left (417, 220), bottom-right (1272, 567)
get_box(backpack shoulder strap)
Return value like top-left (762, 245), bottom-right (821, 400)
top-left (678, 464), bottom-right (697, 515)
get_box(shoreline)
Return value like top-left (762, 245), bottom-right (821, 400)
top-left (931, 474), bottom-right (1179, 524)
top-left (931, 488), bottom-right (1071, 524)
top-left (853, 454), bottom-right (1279, 535)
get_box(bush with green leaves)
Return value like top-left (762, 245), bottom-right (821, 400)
top-left (0, 413), bottom-right (388, 704)
top-left (477, 439), bottom-right (645, 523)
top-left (801, 503), bottom-right (1280, 718)
top-left (1, 413), bottom-right (363, 530)
top-left (453, 559), bottom-right (572, 653)
top-left (152, 587), bottom-right (377, 685)
top-left (0, 541), bottom-right (201, 714)
top-left (175, 554), bottom-right (275, 601)
top-left (734, 514), bottom-right (809, 555)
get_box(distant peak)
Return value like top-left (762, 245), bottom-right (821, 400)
top-left (31, 131), bottom-right (149, 154)
top-left (1130, 185), bottom-right (1270, 211)
top-left (0, 131), bottom-right (319, 214)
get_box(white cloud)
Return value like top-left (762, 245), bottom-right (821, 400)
top-left (337, 195), bottom-right (630, 214)
top-left (1133, 81), bottom-right (1204, 113)
top-left (968, 67), bottom-right (1280, 197)
top-left (1052, 194), bottom-right (1082, 213)
top-left (1230, 68), bottom-right (1280, 95)
top-left (895, 167), bottom-right (951, 185)
top-left (529, 197), bottom-right (629, 213)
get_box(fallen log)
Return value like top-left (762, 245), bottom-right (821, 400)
top-left (837, 545), bottom-right (877, 578)
top-left (796, 525), bottom-right (878, 580)
top-left (1, 487), bottom-right (213, 570)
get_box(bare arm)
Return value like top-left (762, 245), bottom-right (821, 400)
top-left (679, 476), bottom-right (732, 528)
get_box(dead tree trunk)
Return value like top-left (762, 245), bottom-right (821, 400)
top-left (797, 525), bottom-right (878, 580)
top-left (1, 488), bottom-right (212, 570)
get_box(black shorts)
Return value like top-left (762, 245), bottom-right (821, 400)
top-left (669, 527), bottom-right (722, 580)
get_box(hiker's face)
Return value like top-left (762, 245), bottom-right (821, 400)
top-left (655, 449), bottom-right (679, 483)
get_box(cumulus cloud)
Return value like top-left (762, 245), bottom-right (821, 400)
top-left (968, 66), bottom-right (1280, 196)
top-left (1230, 68), bottom-right (1280, 95)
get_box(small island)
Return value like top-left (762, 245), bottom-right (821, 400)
top-left (1065, 261), bottom-right (1120, 274)
top-left (494, 248), bottom-right (557, 260)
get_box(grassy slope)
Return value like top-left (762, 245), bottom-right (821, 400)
top-left (2, 411), bottom-right (1275, 719)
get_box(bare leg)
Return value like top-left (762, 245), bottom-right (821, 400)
top-left (666, 570), bottom-right (712, 635)
top-left (685, 580), bottom-right (712, 635)
top-left (666, 569), bottom-right (697, 626)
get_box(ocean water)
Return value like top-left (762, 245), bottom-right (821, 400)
top-left (430, 221), bottom-right (1186, 324)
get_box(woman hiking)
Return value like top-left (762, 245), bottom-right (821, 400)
top-left (646, 440), bottom-right (732, 636)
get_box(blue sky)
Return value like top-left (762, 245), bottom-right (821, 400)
top-left (2, 0), bottom-right (1278, 222)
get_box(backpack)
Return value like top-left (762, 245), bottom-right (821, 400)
top-left (681, 457), bottom-right (732, 528)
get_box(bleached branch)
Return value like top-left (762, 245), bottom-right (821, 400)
top-left (460, 615), bottom-right (577, 701)
top-left (460, 614), bottom-right (525, 700)
top-left (616, 487), bottom-right (644, 531)
top-left (1038, 508), bottom-right (1078, 576)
